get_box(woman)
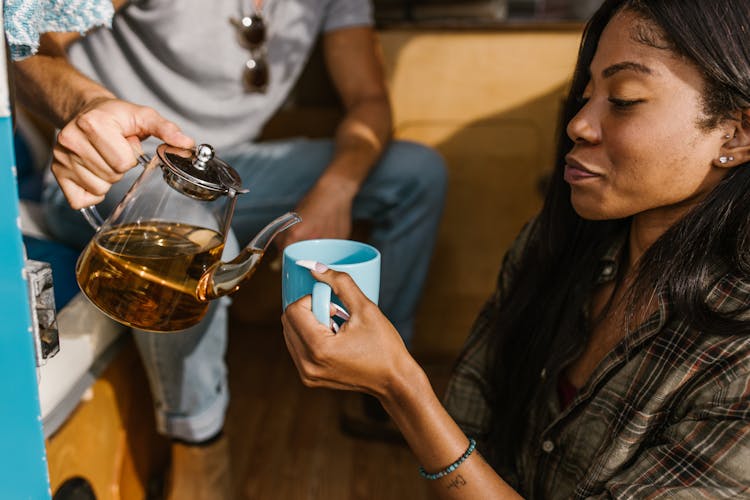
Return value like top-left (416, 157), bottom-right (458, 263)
top-left (281, 0), bottom-right (750, 497)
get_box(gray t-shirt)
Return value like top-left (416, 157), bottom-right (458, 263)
top-left (68, 0), bottom-right (372, 150)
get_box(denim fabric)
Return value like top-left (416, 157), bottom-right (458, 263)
top-left (42, 137), bottom-right (447, 441)
top-left (222, 138), bottom-right (448, 340)
top-left (132, 296), bottom-right (232, 442)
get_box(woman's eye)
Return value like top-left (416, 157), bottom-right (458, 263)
top-left (609, 97), bottom-right (644, 109)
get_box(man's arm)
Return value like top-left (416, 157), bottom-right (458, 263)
top-left (11, 8), bottom-right (193, 209)
top-left (13, 31), bottom-right (112, 129)
top-left (275, 26), bottom-right (392, 246)
top-left (321, 26), bottom-right (392, 197)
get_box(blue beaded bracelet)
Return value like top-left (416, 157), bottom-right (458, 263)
top-left (418, 438), bottom-right (477, 480)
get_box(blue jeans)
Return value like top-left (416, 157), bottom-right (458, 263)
top-left (43, 138), bottom-right (447, 441)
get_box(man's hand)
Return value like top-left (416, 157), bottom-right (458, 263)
top-left (274, 179), bottom-right (356, 250)
top-left (52, 97), bottom-right (194, 209)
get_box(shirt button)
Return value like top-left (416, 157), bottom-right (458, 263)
top-left (542, 440), bottom-right (555, 453)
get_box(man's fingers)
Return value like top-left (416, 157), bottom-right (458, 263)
top-left (53, 155), bottom-right (115, 195)
top-left (133, 106), bottom-right (194, 149)
top-left (55, 175), bottom-right (106, 209)
top-left (74, 100), bottom-right (193, 176)
top-left (74, 111), bottom-right (143, 175)
top-left (126, 136), bottom-right (144, 156)
top-left (50, 98), bottom-right (195, 211)
top-left (56, 124), bottom-right (126, 182)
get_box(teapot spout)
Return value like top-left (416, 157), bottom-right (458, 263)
top-left (196, 212), bottom-right (301, 301)
top-left (247, 211), bottom-right (302, 253)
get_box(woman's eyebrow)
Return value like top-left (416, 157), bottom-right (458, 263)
top-left (602, 61), bottom-right (653, 78)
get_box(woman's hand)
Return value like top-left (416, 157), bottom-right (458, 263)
top-left (282, 266), bottom-right (521, 499)
top-left (52, 97), bottom-right (194, 209)
top-left (281, 264), bottom-right (415, 398)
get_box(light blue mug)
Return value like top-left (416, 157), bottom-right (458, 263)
top-left (282, 239), bottom-right (380, 326)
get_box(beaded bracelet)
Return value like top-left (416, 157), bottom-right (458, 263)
top-left (418, 438), bottom-right (477, 480)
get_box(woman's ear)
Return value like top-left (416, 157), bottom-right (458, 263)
top-left (715, 109), bottom-right (750, 168)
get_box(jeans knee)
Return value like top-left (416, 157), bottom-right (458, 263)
top-left (391, 141), bottom-right (448, 206)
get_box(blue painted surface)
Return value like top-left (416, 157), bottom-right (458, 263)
top-left (0, 115), bottom-right (51, 497)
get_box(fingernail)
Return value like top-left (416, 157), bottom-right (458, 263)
top-left (330, 320), bottom-right (340, 333)
top-left (296, 260), bottom-right (329, 273)
top-left (296, 260), bottom-right (317, 270)
top-left (332, 303), bottom-right (350, 320)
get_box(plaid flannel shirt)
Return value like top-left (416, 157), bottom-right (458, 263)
top-left (443, 224), bottom-right (750, 499)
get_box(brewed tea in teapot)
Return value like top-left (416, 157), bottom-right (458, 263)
top-left (75, 143), bottom-right (299, 332)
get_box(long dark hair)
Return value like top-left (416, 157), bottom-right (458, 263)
top-left (488, 0), bottom-right (750, 469)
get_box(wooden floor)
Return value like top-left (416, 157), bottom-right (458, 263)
top-left (224, 295), bottom-right (451, 499)
top-left (45, 259), bottom-right (455, 499)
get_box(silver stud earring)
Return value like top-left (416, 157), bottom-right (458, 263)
top-left (725, 134), bottom-right (732, 139)
top-left (719, 156), bottom-right (734, 164)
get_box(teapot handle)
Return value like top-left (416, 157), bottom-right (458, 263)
top-left (79, 206), bottom-right (105, 231)
top-left (78, 154), bottom-right (152, 231)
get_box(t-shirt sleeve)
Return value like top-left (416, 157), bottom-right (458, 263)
top-left (322, 0), bottom-right (373, 33)
top-left (5, 0), bottom-right (114, 60)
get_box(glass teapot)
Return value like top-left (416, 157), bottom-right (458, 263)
top-left (75, 143), bottom-right (301, 332)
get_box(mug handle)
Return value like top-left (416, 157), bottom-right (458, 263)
top-left (312, 281), bottom-right (332, 327)
top-left (78, 153), bottom-right (152, 231)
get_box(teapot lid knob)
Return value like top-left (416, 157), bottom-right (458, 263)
top-left (156, 142), bottom-right (248, 201)
top-left (193, 144), bottom-right (215, 170)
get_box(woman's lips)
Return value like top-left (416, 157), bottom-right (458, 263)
top-left (564, 158), bottom-right (601, 183)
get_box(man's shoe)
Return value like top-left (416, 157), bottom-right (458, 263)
top-left (339, 393), bottom-right (406, 444)
top-left (165, 434), bottom-right (232, 500)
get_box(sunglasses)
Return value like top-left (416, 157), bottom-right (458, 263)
top-left (237, 13), bottom-right (269, 93)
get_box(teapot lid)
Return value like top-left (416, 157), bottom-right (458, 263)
top-left (157, 143), bottom-right (248, 201)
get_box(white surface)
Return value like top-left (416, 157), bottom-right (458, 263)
top-left (18, 198), bottom-right (126, 437)
top-left (37, 293), bottom-right (126, 437)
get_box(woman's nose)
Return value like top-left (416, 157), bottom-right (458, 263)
top-left (566, 103), bottom-right (601, 145)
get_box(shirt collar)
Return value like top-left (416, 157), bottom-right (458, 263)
top-left (594, 230), bottom-right (627, 285)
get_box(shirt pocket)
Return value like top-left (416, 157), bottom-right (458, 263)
top-left (562, 406), bottom-right (670, 492)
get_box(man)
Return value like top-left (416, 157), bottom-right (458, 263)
top-left (13, 1), bottom-right (447, 497)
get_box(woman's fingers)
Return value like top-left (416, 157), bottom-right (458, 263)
top-left (281, 263), bottom-right (409, 397)
top-left (281, 309), bottom-right (310, 377)
top-left (308, 264), bottom-right (373, 314)
top-left (331, 303), bottom-right (350, 320)
top-left (281, 298), bottom-right (348, 388)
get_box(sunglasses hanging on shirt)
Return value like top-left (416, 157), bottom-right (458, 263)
top-left (234, 1), bottom-right (269, 93)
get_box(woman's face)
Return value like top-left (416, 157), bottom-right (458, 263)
top-left (565, 10), bottom-right (731, 222)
